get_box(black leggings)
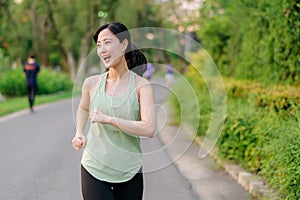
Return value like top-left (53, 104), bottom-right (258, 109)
top-left (81, 165), bottom-right (144, 200)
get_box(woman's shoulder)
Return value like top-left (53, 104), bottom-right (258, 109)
top-left (84, 74), bottom-right (104, 88)
top-left (133, 72), bottom-right (151, 89)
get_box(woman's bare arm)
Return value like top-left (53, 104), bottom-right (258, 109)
top-left (72, 78), bottom-right (92, 150)
top-left (76, 79), bottom-right (91, 135)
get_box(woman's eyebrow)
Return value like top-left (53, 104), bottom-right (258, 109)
top-left (97, 37), bottom-right (112, 43)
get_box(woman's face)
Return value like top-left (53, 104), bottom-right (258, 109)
top-left (96, 28), bottom-right (128, 68)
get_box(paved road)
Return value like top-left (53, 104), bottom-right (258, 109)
top-left (0, 78), bottom-right (197, 200)
top-left (0, 100), bottom-right (82, 200)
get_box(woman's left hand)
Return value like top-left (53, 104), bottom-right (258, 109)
top-left (88, 109), bottom-right (109, 124)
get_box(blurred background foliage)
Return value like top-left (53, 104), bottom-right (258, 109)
top-left (0, 0), bottom-right (168, 81)
top-left (1, 0), bottom-right (298, 87)
top-left (1, 0), bottom-right (299, 198)
top-left (198, 0), bottom-right (300, 85)
top-left (0, 0), bottom-right (198, 96)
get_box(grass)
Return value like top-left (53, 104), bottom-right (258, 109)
top-left (0, 90), bottom-right (73, 117)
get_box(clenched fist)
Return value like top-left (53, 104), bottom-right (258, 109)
top-left (89, 109), bottom-right (110, 124)
top-left (72, 134), bottom-right (86, 150)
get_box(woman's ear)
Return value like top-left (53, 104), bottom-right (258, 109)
top-left (122, 39), bottom-right (128, 52)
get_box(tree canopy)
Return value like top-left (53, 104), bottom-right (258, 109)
top-left (0, 0), bottom-right (161, 80)
top-left (197, 0), bottom-right (300, 85)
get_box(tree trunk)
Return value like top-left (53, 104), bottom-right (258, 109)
top-left (29, 3), bottom-right (40, 60)
top-left (76, 31), bottom-right (92, 84)
top-left (39, 16), bottom-right (50, 66)
top-left (66, 50), bottom-right (76, 82)
top-left (78, 31), bottom-right (92, 70)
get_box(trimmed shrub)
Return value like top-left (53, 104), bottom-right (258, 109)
top-left (0, 68), bottom-right (27, 96)
top-left (219, 115), bottom-right (261, 172)
top-left (260, 120), bottom-right (300, 199)
top-left (37, 68), bottom-right (72, 94)
top-left (225, 78), bottom-right (300, 119)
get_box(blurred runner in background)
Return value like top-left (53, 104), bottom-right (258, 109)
top-left (23, 54), bottom-right (40, 112)
top-left (143, 63), bottom-right (155, 80)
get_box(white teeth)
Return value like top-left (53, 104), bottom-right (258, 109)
top-left (103, 56), bottom-right (110, 61)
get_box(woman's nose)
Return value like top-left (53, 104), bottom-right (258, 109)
top-left (98, 45), bottom-right (106, 53)
top-left (97, 46), bottom-right (107, 57)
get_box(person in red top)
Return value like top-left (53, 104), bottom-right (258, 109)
top-left (23, 54), bottom-right (40, 112)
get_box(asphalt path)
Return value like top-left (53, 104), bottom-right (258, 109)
top-left (0, 77), bottom-right (198, 200)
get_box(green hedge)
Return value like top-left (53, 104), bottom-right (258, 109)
top-left (260, 119), bottom-right (300, 199)
top-left (0, 67), bottom-right (72, 97)
top-left (170, 51), bottom-right (300, 199)
top-left (225, 78), bottom-right (300, 119)
top-left (0, 68), bottom-right (27, 96)
top-left (37, 68), bottom-right (73, 94)
top-left (219, 96), bottom-right (300, 199)
top-left (219, 115), bottom-right (262, 172)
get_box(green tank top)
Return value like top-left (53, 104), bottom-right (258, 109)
top-left (81, 71), bottom-right (142, 183)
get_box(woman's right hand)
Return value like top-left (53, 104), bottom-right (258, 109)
top-left (72, 134), bottom-right (86, 150)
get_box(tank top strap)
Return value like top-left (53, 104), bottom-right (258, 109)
top-left (129, 71), bottom-right (136, 91)
top-left (99, 71), bottom-right (108, 88)
top-left (90, 72), bottom-right (108, 105)
top-left (97, 72), bottom-right (108, 96)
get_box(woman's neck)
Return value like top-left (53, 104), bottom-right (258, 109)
top-left (107, 67), bottom-right (130, 81)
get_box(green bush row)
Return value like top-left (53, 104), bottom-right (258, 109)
top-left (219, 99), bottom-right (300, 199)
top-left (260, 119), bottom-right (300, 199)
top-left (225, 78), bottom-right (300, 119)
top-left (0, 67), bottom-right (72, 97)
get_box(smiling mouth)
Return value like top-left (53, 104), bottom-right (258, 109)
top-left (102, 56), bottom-right (111, 62)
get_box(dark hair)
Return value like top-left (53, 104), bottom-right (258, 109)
top-left (29, 54), bottom-right (35, 59)
top-left (93, 22), bottom-right (147, 76)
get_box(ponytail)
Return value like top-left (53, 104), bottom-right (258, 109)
top-left (125, 44), bottom-right (147, 76)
